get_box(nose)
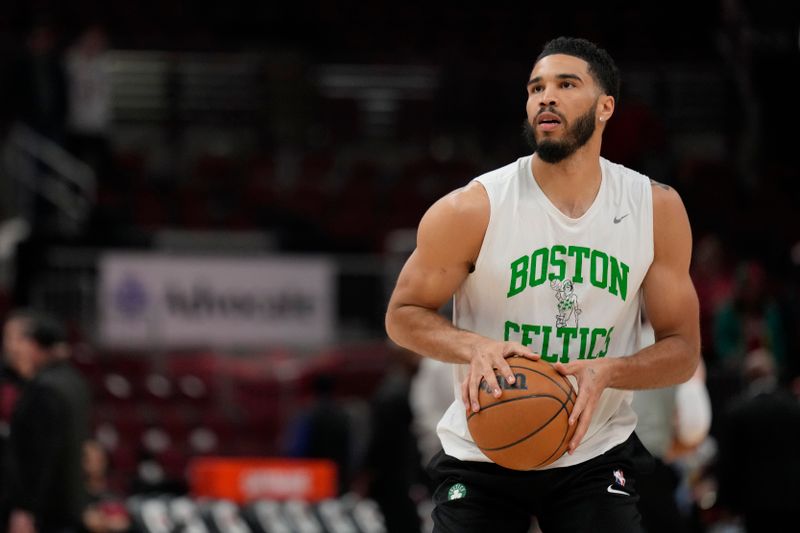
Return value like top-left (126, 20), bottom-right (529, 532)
top-left (539, 95), bottom-right (557, 107)
top-left (538, 85), bottom-right (557, 107)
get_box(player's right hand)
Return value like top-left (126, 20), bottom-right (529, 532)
top-left (461, 341), bottom-right (539, 413)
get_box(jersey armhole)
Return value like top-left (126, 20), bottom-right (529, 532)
top-left (644, 179), bottom-right (655, 268)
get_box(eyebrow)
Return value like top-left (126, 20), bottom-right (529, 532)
top-left (527, 73), bottom-right (584, 86)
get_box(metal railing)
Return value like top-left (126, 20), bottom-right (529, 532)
top-left (1, 122), bottom-right (96, 235)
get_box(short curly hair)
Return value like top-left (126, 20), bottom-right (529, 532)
top-left (536, 36), bottom-right (620, 102)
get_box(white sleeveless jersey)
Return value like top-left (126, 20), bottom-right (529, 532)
top-left (437, 155), bottom-right (654, 469)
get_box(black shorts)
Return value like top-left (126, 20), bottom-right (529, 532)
top-left (426, 432), bottom-right (654, 533)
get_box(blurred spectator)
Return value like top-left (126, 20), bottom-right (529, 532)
top-left (633, 359), bottom-right (713, 533)
top-left (409, 357), bottom-right (452, 488)
top-left (81, 440), bottom-right (131, 533)
top-left (690, 233), bottom-right (735, 363)
top-left (1, 309), bottom-right (91, 533)
top-left (356, 342), bottom-right (423, 533)
top-left (630, 315), bottom-right (713, 532)
top-left (9, 22), bottom-right (68, 142)
top-left (714, 348), bottom-right (800, 533)
top-left (283, 372), bottom-right (352, 495)
top-left (712, 260), bottom-right (786, 374)
top-left (775, 242), bottom-right (800, 389)
top-left (0, 336), bottom-right (26, 531)
top-left (64, 24), bottom-right (114, 183)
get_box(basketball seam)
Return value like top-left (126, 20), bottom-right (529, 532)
top-left (471, 396), bottom-right (571, 452)
top-left (534, 404), bottom-right (574, 468)
top-left (466, 392), bottom-right (565, 421)
top-left (507, 362), bottom-right (575, 401)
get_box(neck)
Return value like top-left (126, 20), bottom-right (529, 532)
top-left (530, 142), bottom-right (603, 218)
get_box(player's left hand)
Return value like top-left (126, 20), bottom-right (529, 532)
top-left (553, 358), bottom-right (613, 454)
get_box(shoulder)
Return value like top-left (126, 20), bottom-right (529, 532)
top-left (599, 159), bottom-right (685, 216)
top-left (417, 158), bottom-right (528, 255)
top-left (648, 179), bottom-right (692, 261)
top-left (649, 179), bottom-right (688, 223)
top-left (419, 181), bottom-right (489, 245)
top-left (431, 180), bottom-right (488, 217)
top-left (426, 157), bottom-right (527, 220)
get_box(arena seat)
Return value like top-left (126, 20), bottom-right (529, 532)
top-left (200, 499), bottom-right (252, 533)
top-left (128, 496), bottom-right (173, 533)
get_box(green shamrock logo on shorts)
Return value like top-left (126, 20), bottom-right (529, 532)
top-left (447, 483), bottom-right (467, 501)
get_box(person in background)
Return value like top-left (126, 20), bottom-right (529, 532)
top-left (81, 440), bottom-right (131, 533)
top-left (357, 342), bottom-right (424, 533)
top-left (385, 36), bottom-right (700, 532)
top-left (0, 337), bottom-right (26, 531)
top-left (633, 357), bottom-right (712, 533)
top-left (710, 260), bottom-right (787, 441)
top-left (712, 260), bottom-right (786, 375)
top-left (689, 234), bottom-right (734, 365)
top-left (8, 22), bottom-right (68, 143)
top-left (64, 24), bottom-right (114, 184)
top-left (283, 372), bottom-right (352, 495)
top-left (2, 309), bottom-right (91, 533)
top-left (714, 348), bottom-right (800, 533)
top-left (409, 357), bottom-right (452, 489)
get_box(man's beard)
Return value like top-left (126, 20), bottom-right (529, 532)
top-left (522, 105), bottom-right (597, 163)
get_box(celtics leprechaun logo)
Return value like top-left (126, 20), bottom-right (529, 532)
top-left (551, 279), bottom-right (581, 328)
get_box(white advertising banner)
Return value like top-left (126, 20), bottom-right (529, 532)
top-left (98, 254), bottom-right (335, 348)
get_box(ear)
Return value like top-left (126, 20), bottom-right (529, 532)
top-left (597, 95), bottom-right (615, 124)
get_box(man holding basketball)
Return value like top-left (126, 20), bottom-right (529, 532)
top-left (385, 36), bottom-right (700, 532)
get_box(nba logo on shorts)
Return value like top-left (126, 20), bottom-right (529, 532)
top-left (613, 469), bottom-right (626, 487)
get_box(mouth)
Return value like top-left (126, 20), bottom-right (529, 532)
top-left (536, 112), bottom-right (562, 132)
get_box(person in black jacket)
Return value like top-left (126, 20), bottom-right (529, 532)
top-left (2, 309), bottom-right (91, 533)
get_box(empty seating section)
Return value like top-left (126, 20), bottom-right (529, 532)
top-left (83, 342), bottom-right (395, 495)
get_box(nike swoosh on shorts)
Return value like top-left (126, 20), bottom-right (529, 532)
top-left (606, 485), bottom-right (630, 496)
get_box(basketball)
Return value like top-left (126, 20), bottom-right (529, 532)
top-left (467, 356), bottom-right (577, 470)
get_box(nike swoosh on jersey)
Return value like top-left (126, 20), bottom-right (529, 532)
top-left (613, 214), bottom-right (630, 224)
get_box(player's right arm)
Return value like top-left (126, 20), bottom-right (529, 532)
top-left (385, 182), bottom-right (537, 412)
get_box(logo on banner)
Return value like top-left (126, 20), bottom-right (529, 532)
top-left (100, 254), bottom-right (334, 347)
top-left (113, 275), bottom-right (148, 318)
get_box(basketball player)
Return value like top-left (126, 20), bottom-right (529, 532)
top-left (385, 37), bottom-right (700, 532)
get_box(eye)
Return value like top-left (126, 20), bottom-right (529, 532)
top-left (560, 81), bottom-right (575, 89)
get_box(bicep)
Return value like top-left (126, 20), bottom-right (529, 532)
top-left (643, 262), bottom-right (699, 341)
top-left (390, 249), bottom-right (471, 312)
top-left (642, 187), bottom-right (700, 343)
